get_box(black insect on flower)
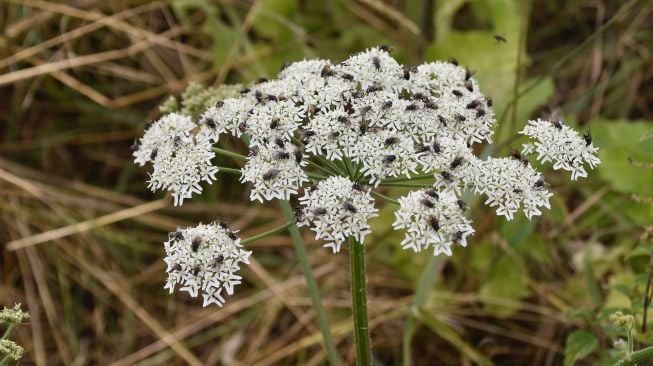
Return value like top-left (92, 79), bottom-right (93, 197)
top-left (301, 129), bottom-right (316, 142)
top-left (256, 77), bottom-right (269, 84)
top-left (583, 131), bottom-right (592, 146)
top-left (240, 87), bottom-right (250, 94)
top-left (150, 148), bottom-right (158, 161)
top-left (420, 198), bottom-right (435, 208)
top-left (432, 141), bottom-right (442, 153)
top-left (275, 151), bottom-right (290, 160)
top-left (191, 236), bottom-right (202, 252)
top-left (427, 215), bottom-right (440, 232)
top-left (274, 137), bottom-right (285, 149)
top-left (214, 100), bottom-right (224, 108)
top-left (214, 255), bottom-right (224, 266)
top-left (464, 80), bottom-right (474, 92)
top-left (452, 231), bottom-right (464, 243)
top-left (170, 229), bottom-right (184, 242)
top-left (551, 120), bottom-right (563, 130)
top-left (320, 64), bottom-right (336, 77)
top-left (192, 266), bottom-right (201, 276)
top-left (533, 176), bottom-right (545, 188)
top-left (342, 73), bottom-right (354, 81)
top-left (293, 205), bottom-right (304, 222)
top-left (466, 100), bottom-right (481, 109)
top-left (217, 220), bottom-right (229, 230)
top-left (476, 108), bottom-right (486, 118)
top-left (424, 101), bottom-right (439, 110)
top-left (485, 96), bottom-right (493, 107)
top-left (452, 89), bottom-right (463, 98)
top-left (448, 57), bottom-right (459, 66)
top-left (293, 147), bottom-right (304, 164)
top-left (438, 115), bottom-right (448, 127)
top-left (457, 199), bottom-right (467, 211)
top-left (415, 144), bottom-right (430, 154)
top-left (465, 68), bottom-right (475, 81)
top-left (513, 188), bottom-right (523, 194)
top-left (311, 207), bottom-right (327, 216)
top-left (270, 117), bottom-right (280, 129)
top-left (352, 183), bottom-right (369, 192)
top-left (440, 171), bottom-right (453, 182)
top-left (382, 101), bottom-right (393, 109)
top-left (172, 263), bottom-right (182, 271)
top-left (238, 122), bottom-right (248, 134)
top-left (382, 154), bottom-right (397, 166)
top-left (262, 169), bottom-right (280, 181)
top-left (379, 44), bottom-right (394, 52)
top-left (366, 84), bottom-right (383, 93)
top-left (450, 156), bottom-right (464, 169)
top-left (343, 200), bottom-right (357, 213)
top-left (227, 231), bottom-right (238, 241)
top-left (371, 56), bottom-right (381, 70)
top-left (384, 136), bottom-right (400, 147)
top-left (454, 113), bottom-right (466, 123)
top-left (424, 189), bottom-right (439, 199)
top-left (406, 103), bottom-right (419, 111)
top-left (328, 131), bottom-right (340, 141)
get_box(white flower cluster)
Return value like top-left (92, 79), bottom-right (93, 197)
top-left (520, 118), bottom-right (601, 180)
top-left (163, 222), bottom-right (251, 307)
top-left (297, 176), bottom-right (378, 253)
top-left (133, 113), bottom-right (218, 206)
top-left (393, 189), bottom-right (474, 256)
top-left (133, 45), bottom-right (602, 303)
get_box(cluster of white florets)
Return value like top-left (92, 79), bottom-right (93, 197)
top-left (163, 222), bottom-right (251, 307)
top-left (133, 47), bottom-right (601, 305)
top-left (520, 118), bottom-right (601, 180)
top-left (296, 176), bottom-right (378, 253)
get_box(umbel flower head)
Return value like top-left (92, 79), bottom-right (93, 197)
top-left (163, 222), bottom-right (251, 307)
top-left (134, 46), bottom-right (600, 305)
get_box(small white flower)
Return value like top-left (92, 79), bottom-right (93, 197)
top-left (147, 129), bottom-right (219, 206)
top-left (133, 113), bottom-right (195, 166)
top-left (240, 142), bottom-right (309, 202)
top-left (393, 189), bottom-right (474, 256)
top-left (199, 97), bottom-right (256, 139)
top-left (297, 176), bottom-right (378, 253)
top-left (520, 119), bottom-right (601, 180)
top-left (163, 222), bottom-right (251, 307)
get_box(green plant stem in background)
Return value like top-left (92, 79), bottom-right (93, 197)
top-left (402, 255), bottom-right (446, 366)
top-left (349, 237), bottom-right (372, 365)
top-left (616, 345), bottom-right (653, 366)
top-left (280, 201), bottom-right (342, 366)
top-left (1, 324), bottom-right (14, 340)
top-left (240, 222), bottom-right (292, 245)
top-left (212, 147), bottom-right (247, 161)
top-left (371, 191), bottom-right (399, 205)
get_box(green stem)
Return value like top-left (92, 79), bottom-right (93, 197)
top-left (349, 237), bottom-right (372, 365)
top-left (371, 191), bottom-right (399, 205)
top-left (616, 344), bottom-right (653, 366)
top-left (402, 255), bottom-right (446, 366)
top-left (213, 147), bottom-right (247, 161)
top-left (0, 354), bottom-right (10, 366)
top-left (381, 173), bottom-right (434, 183)
top-left (218, 167), bottom-right (242, 176)
top-left (1, 324), bottom-right (14, 340)
top-left (240, 222), bottom-right (293, 245)
top-left (280, 201), bottom-right (342, 366)
top-left (378, 182), bottom-right (432, 188)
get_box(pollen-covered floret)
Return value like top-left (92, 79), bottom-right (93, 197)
top-left (147, 129), bottom-right (219, 206)
top-left (163, 222), bottom-right (251, 307)
top-left (297, 176), bottom-right (378, 253)
top-left (520, 119), bottom-right (601, 180)
top-left (393, 189), bottom-right (474, 256)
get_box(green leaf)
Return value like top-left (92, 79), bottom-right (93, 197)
top-left (478, 256), bottom-right (530, 317)
top-left (564, 330), bottom-right (598, 366)
top-left (592, 119), bottom-right (653, 196)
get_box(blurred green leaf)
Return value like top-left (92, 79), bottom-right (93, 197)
top-left (478, 256), bottom-right (530, 317)
top-left (564, 330), bottom-right (598, 366)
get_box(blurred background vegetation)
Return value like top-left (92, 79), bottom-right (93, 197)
top-left (1, 0), bottom-right (652, 365)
